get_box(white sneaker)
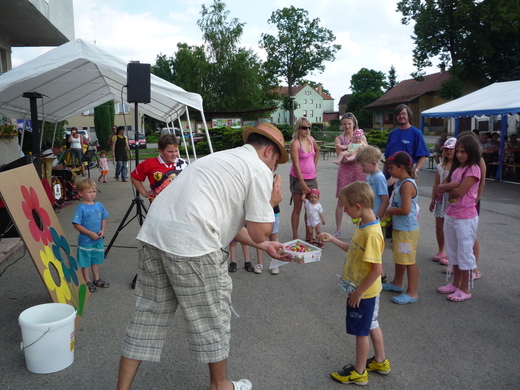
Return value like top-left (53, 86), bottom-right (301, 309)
top-left (231, 379), bottom-right (252, 390)
top-left (271, 267), bottom-right (280, 275)
top-left (254, 264), bottom-right (263, 274)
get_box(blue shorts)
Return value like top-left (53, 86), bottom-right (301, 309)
top-left (77, 240), bottom-right (105, 268)
top-left (346, 296), bottom-right (379, 336)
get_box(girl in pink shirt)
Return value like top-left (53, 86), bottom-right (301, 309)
top-left (436, 135), bottom-right (481, 302)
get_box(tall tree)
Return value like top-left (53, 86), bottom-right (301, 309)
top-left (198, 0), bottom-right (243, 65)
top-left (260, 6), bottom-right (341, 125)
top-left (94, 100), bottom-right (115, 151)
top-left (397, 0), bottom-right (520, 85)
top-left (151, 0), bottom-right (276, 116)
top-left (387, 65), bottom-right (398, 91)
top-left (348, 68), bottom-right (387, 128)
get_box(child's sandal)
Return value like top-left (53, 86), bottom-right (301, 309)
top-left (93, 279), bottom-right (110, 288)
top-left (87, 281), bottom-right (97, 293)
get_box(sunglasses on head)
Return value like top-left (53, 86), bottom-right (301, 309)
top-left (342, 113), bottom-right (354, 119)
top-left (300, 126), bottom-right (311, 130)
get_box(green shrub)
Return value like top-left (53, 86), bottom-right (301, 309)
top-left (274, 124), bottom-right (293, 141)
top-left (365, 129), bottom-right (390, 150)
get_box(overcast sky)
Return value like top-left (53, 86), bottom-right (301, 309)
top-left (12, 0), bottom-right (439, 109)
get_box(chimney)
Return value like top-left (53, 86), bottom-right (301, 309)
top-left (318, 83), bottom-right (323, 95)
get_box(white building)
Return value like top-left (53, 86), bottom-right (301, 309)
top-left (0, 0), bottom-right (74, 73)
top-left (272, 84), bottom-right (336, 124)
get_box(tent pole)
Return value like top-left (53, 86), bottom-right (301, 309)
top-left (200, 110), bottom-right (213, 154)
top-left (184, 108), bottom-right (197, 160)
top-left (176, 115), bottom-right (191, 164)
top-left (496, 116), bottom-right (508, 181)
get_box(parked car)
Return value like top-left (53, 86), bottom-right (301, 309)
top-left (128, 132), bottom-right (147, 149)
top-left (160, 127), bottom-right (204, 144)
top-left (160, 127), bottom-right (181, 137)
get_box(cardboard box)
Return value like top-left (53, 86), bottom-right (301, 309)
top-left (282, 239), bottom-right (322, 263)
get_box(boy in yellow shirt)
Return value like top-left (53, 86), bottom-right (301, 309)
top-left (319, 181), bottom-right (390, 385)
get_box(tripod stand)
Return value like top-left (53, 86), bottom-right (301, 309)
top-left (104, 102), bottom-right (147, 258)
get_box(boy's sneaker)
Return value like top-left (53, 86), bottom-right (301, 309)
top-left (331, 364), bottom-right (368, 385)
top-left (270, 266), bottom-right (280, 275)
top-left (254, 264), bottom-right (263, 274)
top-left (366, 356), bottom-right (391, 374)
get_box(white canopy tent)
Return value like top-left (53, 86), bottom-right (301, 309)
top-left (421, 80), bottom-right (520, 181)
top-left (0, 38), bottom-right (212, 158)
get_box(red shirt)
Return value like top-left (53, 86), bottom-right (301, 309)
top-left (131, 156), bottom-right (188, 201)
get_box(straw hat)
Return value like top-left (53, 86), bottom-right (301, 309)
top-left (242, 123), bottom-right (288, 164)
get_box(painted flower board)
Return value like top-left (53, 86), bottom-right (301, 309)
top-left (0, 164), bottom-right (89, 328)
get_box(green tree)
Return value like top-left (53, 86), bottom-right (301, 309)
top-left (94, 100), bottom-right (115, 151)
top-left (260, 6), bottom-right (341, 125)
top-left (348, 68), bottom-right (387, 128)
top-left (151, 0), bottom-right (276, 117)
top-left (397, 0), bottom-right (520, 85)
top-left (387, 65), bottom-right (398, 91)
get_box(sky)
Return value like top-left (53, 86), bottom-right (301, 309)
top-left (12, 0), bottom-right (439, 109)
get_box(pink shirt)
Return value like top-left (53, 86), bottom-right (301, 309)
top-left (445, 165), bottom-right (481, 219)
top-left (290, 138), bottom-right (317, 180)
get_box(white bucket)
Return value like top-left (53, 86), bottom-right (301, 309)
top-left (18, 303), bottom-right (76, 374)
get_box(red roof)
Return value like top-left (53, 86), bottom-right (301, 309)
top-left (275, 84), bottom-right (334, 100)
top-left (364, 71), bottom-right (451, 109)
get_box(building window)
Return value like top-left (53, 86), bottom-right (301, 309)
top-left (375, 111), bottom-right (383, 125)
top-left (309, 99), bottom-right (313, 104)
top-left (303, 110), bottom-right (307, 116)
top-left (82, 108), bottom-right (95, 115)
top-left (116, 103), bottom-right (131, 114)
top-left (303, 99), bottom-right (307, 104)
top-left (310, 110), bottom-right (314, 117)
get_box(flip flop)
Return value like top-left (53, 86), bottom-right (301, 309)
top-left (382, 282), bottom-right (405, 292)
top-left (231, 379), bottom-right (252, 390)
top-left (334, 231), bottom-right (341, 239)
top-left (438, 283), bottom-right (457, 294)
top-left (391, 293), bottom-right (418, 305)
top-left (447, 289), bottom-right (471, 302)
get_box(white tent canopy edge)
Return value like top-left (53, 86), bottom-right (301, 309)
top-left (421, 80), bottom-right (520, 181)
top-left (0, 38), bottom-right (212, 156)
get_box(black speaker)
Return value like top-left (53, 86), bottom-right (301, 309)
top-left (127, 62), bottom-right (151, 103)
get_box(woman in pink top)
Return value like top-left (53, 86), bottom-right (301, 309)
top-left (289, 117), bottom-right (320, 240)
top-left (334, 113), bottom-right (367, 238)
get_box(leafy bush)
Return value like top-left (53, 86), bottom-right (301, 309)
top-left (180, 126), bottom-right (244, 154)
top-left (365, 129), bottom-right (389, 150)
top-left (275, 124), bottom-right (293, 141)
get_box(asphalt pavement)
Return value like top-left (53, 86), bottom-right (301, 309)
top-left (1, 150), bottom-right (520, 389)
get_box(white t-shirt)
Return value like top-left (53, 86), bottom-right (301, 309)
top-left (304, 200), bottom-right (323, 228)
top-left (137, 144), bottom-right (275, 256)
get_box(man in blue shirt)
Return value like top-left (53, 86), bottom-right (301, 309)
top-left (384, 104), bottom-right (430, 179)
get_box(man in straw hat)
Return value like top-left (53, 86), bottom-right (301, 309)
top-left (118, 123), bottom-right (289, 390)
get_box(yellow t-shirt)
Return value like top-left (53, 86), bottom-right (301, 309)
top-left (339, 221), bottom-right (384, 299)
